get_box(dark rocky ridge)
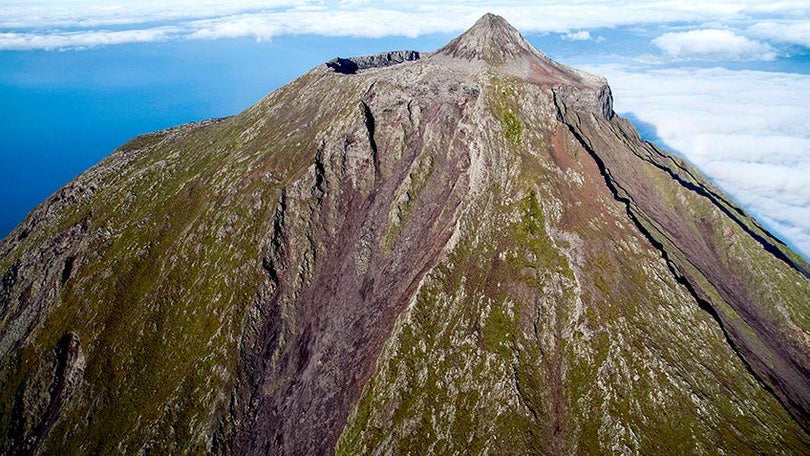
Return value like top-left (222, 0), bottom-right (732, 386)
top-left (326, 50), bottom-right (422, 74)
top-left (2, 13), bottom-right (810, 455)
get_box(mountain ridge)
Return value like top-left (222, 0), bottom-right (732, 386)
top-left (2, 13), bottom-right (809, 455)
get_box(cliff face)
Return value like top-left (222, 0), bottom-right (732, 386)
top-left (2, 13), bottom-right (810, 455)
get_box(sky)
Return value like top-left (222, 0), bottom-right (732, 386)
top-left (1, 1), bottom-right (809, 260)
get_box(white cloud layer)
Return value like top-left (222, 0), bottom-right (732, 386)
top-left (748, 21), bottom-right (810, 47)
top-left (652, 29), bottom-right (777, 60)
top-left (586, 65), bottom-right (810, 258)
top-left (1, 0), bottom-right (809, 50)
top-left (562, 31), bottom-right (592, 41)
top-left (0, 28), bottom-right (180, 50)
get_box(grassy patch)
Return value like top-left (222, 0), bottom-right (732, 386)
top-left (489, 78), bottom-right (524, 147)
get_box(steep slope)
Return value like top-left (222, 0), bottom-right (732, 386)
top-left (1, 13), bottom-right (809, 455)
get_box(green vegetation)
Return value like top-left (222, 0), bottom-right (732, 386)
top-left (339, 121), bottom-right (810, 454)
top-left (28, 120), bottom-right (277, 453)
top-left (502, 110), bottom-right (523, 146)
top-left (489, 78), bottom-right (524, 146)
top-left (0, 72), bottom-right (366, 453)
top-left (382, 154), bottom-right (434, 253)
top-left (340, 188), bottom-right (579, 454)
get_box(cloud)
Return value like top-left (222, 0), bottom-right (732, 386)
top-left (562, 31), bottom-right (591, 41)
top-left (585, 65), bottom-right (810, 258)
top-left (0, 1), bottom-right (297, 29)
top-left (185, 9), bottom-right (454, 41)
top-left (748, 21), bottom-right (810, 47)
top-left (0, 28), bottom-right (181, 50)
top-left (0, 1), bottom-right (808, 50)
top-left (652, 29), bottom-right (777, 60)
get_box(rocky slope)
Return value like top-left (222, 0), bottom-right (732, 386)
top-left (2, 13), bottom-right (810, 455)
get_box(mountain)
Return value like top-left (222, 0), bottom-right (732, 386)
top-left (2, 13), bottom-right (810, 455)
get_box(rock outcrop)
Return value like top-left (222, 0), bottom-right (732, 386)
top-left (326, 50), bottom-right (422, 74)
top-left (2, 13), bottom-right (809, 455)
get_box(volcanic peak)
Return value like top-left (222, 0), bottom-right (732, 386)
top-left (436, 13), bottom-right (543, 64)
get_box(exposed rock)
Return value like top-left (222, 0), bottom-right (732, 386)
top-left (437, 12), bottom-right (534, 63)
top-left (326, 50), bottom-right (422, 74)
top-left (5, 332), bottom-right (84, 455)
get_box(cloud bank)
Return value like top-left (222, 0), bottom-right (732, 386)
top-left (652, 29), bottom-right (777, 61)
top-left (1, 0), bottom-right (809, 51)
top-left (587, 65), bottom-right (810, 258)
top-left (748, 21), bottom-right (810, 48)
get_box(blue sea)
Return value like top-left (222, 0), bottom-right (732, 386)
top-left (2, 29), bottom-right (807, 241)
top-left (0, 34), bottom-right (452, 238)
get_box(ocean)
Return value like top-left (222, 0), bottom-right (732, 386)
top-left (0, 34), bottom-right (450, 238)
